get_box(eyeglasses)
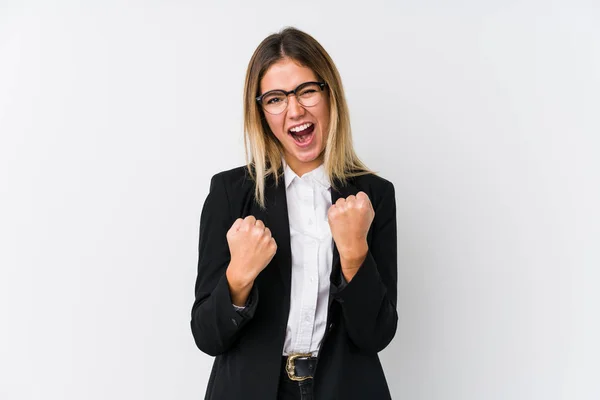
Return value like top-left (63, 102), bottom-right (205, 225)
top-left (256, 81), bottom-right (327, 115)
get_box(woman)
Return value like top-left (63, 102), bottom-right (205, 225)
top-left (191, 27), bottom-right (398, 400)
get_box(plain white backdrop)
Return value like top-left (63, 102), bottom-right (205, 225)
top-left (1, 1), bottom-right (599, 399)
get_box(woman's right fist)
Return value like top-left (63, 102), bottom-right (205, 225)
top-left (226, 216), bottom-right (277, 284)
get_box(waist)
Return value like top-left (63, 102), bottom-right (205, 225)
top-left (281, 354), bottom-right (318, 381)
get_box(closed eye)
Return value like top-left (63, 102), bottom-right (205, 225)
top-left (298, 89), bottom-right (318, 98)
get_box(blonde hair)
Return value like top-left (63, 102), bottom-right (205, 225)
top-left (243, 27), bottom-right (376, 209)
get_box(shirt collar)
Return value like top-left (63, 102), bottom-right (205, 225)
top-left (282, 157), bottom-right (331, 190)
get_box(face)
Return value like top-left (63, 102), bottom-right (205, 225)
top-left (259, 58), bottom-right (330, 176)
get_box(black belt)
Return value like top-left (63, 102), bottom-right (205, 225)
top-left (282, 354), bottom-right (318, 381)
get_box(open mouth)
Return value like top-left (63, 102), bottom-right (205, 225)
top-left (288, 122), bottom-right (315, 144)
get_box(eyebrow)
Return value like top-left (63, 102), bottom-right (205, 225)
top-left (260, 81), bottom-right (318, 95)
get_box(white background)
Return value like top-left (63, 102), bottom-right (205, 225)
top-left (1, 1), bottom-right (599, 399)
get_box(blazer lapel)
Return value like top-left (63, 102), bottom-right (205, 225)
top-left (264, 170), bottom-right (293, 294)
top-left (329, 177), bottom-right (359, 288)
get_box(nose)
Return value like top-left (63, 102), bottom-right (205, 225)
top-left (286, 94), bottom-right (305, 118)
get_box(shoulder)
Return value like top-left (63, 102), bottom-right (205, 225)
top-left (208, 165), bottom-right (259, 213)
top-left (350, 172), bottom-right (395, 201)
top-left (340, 172), bottom-right (396, 214)
top-left (352, 172), bottom-right (393, 190)
top-left (210, 165), bottom-right (255, 189)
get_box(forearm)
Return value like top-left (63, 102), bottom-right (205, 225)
top-left (339, 241), bottom-right (368, 282)
top-left (191, 272), bottom-right (259, 356)
top-left (226, 263), bottom-right (255, 307)
top-left (334, 251), bottom-right (398, 353)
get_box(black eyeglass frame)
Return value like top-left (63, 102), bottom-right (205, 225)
top-left (256, 81), bottom-right (328, 113)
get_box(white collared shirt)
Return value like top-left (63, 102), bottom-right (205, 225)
top-left (281, 158), bottom-right (333, 357)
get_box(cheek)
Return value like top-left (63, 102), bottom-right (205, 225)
top-left (318, 108), bottom-right (330, 132)
top-left (265, 115), bottom-right (286, 137)
top-left (317, 99), bottom-right (331, 130)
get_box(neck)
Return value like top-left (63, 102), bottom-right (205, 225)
top-left (284, 156), bottom-right (324, 177)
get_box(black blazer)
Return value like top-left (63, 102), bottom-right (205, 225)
top-left (191, 165), bottom-right (398, 399)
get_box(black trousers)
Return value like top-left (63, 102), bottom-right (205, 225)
top-left (277, 357), bottom-right (314, 400)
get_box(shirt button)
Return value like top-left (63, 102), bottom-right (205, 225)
top-left (308, 219), bottom-right (313, 225)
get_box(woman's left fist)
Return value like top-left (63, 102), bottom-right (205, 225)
top-left (327, 191), bottom-right (375, 260)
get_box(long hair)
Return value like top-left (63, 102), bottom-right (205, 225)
top-left (243, 27), bottom-right (375, 209)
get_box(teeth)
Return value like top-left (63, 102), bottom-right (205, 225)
top-left (289, 122), bottom-right (313, 133)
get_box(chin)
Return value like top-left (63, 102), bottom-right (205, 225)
top-left (294, 148), bottom-right (322, 162)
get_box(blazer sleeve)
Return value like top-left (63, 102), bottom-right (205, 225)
top-left (332, 181), bottom-right (398, 353)
top-left (190, 172), bottom-right (259, 356)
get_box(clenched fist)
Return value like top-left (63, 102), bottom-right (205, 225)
top-left (226, 216), bottom-right (277, 305)
top-left (327, 191), bottom-right (374, 279)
